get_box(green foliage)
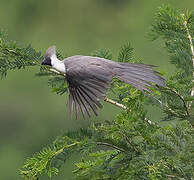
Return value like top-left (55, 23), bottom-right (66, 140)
top-left (48, 77), bottom-right (68, 95)
top-left (0, 31), bottom-right (69, 96)
top-left (150, 5), bottom-right (194, 122)
top-left (90, 48), bottom-right (113, 60)
top-left (1, 5), bottom-right (194, 180)
top-left (20, 107), bottom-right (194, 179)
top-left (118, 42), bottom-right (134, 63)
top-left (0, 31), bottom-right (42, 79)
top-left (73, 120), bottom-right (194, 180)
top-left (150, 5), bottom-right (194, 76)
top-left (20, 129), bottom-right (93, 180)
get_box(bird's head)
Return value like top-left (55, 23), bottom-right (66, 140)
top-left (41, 46), bottom-right (56, 66)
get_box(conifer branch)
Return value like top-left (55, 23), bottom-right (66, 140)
top-left (97, 142), bottom-right (126, 153)
top-left (182, 14), bottom-right (194, 108)
top-left (49, 68), bottom-right (61, 74)
top-left (55, 142), bottom-right (79, 156)
top-left (104, 97), bottom-right (127, 110)
top-left (49, 68), bottom-right (66, 76)
top-left (119, 131), bottom-right (140, 153)
top-left (166, 175), bottom-right (176, 178)
top-left (164, 87), bottom-right (190, 117)
top-left (156, 98), bottom-right (181, 117)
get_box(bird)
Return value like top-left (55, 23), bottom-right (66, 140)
top-left (41, 46), bottom-right (165, 119)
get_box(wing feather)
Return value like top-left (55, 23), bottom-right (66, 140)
top-left (72, 89), bottom-right (87, 119)
top-left (76, 88), bottom-right (92, 118)
top-left (68, 87), bottom-right (74, 115)
top-left (65, 58), bottom-right (113, 118)
top-left (79, 85), bottom-right (103, 109)
top-left (70, 87), bottom-right (79, 119)
top-left (77, 87), bottom-right (99, 116)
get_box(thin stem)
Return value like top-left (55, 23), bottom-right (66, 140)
top-left (97, 142), bottom-right (126, 153)
top-left (119, 131), bottom-right (140, 153)
top-left (156, 97), bottom-right (185, 118)
top-left (166, 175), bottom-right (176, 178)
top-left (164, 87), bottom-right (190, 117)
top-left (50, 68), bottom-right (66, 76)
top-left (183, 15), bottom-right (194, 109)
top-left (104, 97), bottom-right (127, 110)
top-left (104, 98), bottom-right (155, 125)
top-left (55, 142), bottom-right (79, 156)
top-left (183, 19), bottom-right (194, 65)
top-left (54, 141), bottom-right (126, 157)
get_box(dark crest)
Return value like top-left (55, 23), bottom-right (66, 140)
top-left (41, 46), bottom-right (56, 66)
top-left (45, 46), bottom-right (56, 58)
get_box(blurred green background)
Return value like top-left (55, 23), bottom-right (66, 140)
top-left (0, 0), bottom-right (193, 179)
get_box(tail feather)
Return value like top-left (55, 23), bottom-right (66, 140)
top-left (114, 63), bottom-right (165, 92)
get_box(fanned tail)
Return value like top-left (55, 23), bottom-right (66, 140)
top-left (114, 63), bottom-right (165, 92)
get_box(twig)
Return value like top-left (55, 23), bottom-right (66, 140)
top-left (55, 141), bottom-right (126, 157)
top-left (119, 131), bottom-right (140, 153)
top-left (183, 19), bottom-right (194, 65)
top-left (104, 97), bottom-right (127, 110)
top-left (55, 142), bottom-right (79, 156)
top-left (183, 15), bottom-right (194, 109)
top-left (97, 142), bottom-right (126, 153)
top-left (166, 175), bottom-right (176, 178)
top-left (164, 87), bottom-right (190, 117)
top-left (155, 97), bottom-right (184, 118)
top-left (103, 98), bottom-right (155, 125)
top-left (50, 68), bottom-right (66, 76)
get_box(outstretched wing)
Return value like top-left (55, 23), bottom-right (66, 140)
top-left (64, 56), bottom-right (114, 119)
top-left (64, 55), bottom-right (165, 119)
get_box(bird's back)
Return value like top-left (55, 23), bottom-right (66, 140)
top-left (63, 55), bottom-right (116, 71)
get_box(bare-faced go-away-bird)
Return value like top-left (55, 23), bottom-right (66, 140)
top-left (41, 46), bottom-right (165, 118)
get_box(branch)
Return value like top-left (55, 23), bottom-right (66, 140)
top-left (164, 87), bottom-right (190, 117)
top-left (155, 96), bottom-right (186, 118)
top-left (97, 142), bottom-right (126, 153)
top-left (104, 97), bottom-right (127, 110)
top-left (50, 68), bottom-right (66, 77)
top-left (55, 142), bottom-right (79, 156)
top-left (166, 175), bottom-right (176, 178)
top-left (104, 98), bottom-right (155, 125)
top-left (182, 14), bottom-right (194, 109)
top-left (118, 131), bottom-right (140, 153)
top-left (55, 141), bottom-right (126, 157)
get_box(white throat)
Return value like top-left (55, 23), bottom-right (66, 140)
top-left (50, 55), bottom-right (66, 74)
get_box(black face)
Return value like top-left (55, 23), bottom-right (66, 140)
top-left (41, 57), bottom-right (52, 66)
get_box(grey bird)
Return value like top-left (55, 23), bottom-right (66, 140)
top-left (42, 46), bottom-right (165, 118)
